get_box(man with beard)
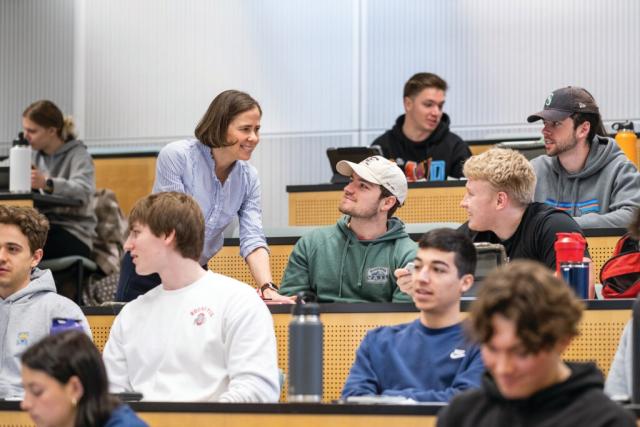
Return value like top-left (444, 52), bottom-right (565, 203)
top-left (265, 156), bottom-right (416, 303)
top-left (371, 72), bottom-right (470, 179)
top-left (528, 86), bottom-right (640, 228)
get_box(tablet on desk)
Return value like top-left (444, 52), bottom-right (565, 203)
top-left (326, 146), bottom-right (382, 184)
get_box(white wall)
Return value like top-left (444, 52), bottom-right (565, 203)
top-left (2, 0), bottom-right (640, 227)
top-left (0, 0), bottom-right (75, 149)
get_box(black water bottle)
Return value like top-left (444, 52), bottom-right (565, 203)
top-left (288, 292), bottom-right (323, 402)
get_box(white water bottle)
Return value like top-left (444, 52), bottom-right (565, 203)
top-left (9, 132), bottom-right (31, 193)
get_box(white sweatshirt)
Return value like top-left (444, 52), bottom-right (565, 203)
top-left (103, 271), bottom-right (280, 402)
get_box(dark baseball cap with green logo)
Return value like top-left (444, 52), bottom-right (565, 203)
top-left (527, 86), bottom-right (600, 123)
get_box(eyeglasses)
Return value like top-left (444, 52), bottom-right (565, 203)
top-left (542, 120), bottom-right (565, 129)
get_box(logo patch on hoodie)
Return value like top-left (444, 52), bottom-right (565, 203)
top-left (367, 267), bottom-right (389, 284)
top-left (16, 332), bottom-right (29, 347)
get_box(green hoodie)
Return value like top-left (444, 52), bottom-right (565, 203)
top-left (280, 216), bottom-right (417, 303)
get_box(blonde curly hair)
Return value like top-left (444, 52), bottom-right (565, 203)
top-left (463, 148), bottom-right (536, 206)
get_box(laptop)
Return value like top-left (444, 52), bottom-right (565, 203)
top-left (0, 166), bottom-right (9, 191)
top-left (326, 146), bottom-right (383, 184)
top-left (464, 242), bottom-right (507, 297)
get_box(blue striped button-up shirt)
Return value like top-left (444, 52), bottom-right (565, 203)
top-left (153, 138), bottom-right (267, 265)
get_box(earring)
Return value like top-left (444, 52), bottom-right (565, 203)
top-left (71, 397), bottom-right (77, 406)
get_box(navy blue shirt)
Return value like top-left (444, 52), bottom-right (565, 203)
top-left (341, 319), bottom-right (483, 402)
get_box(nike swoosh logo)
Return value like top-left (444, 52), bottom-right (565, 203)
top-left (450, 349), bottom-right (466, 359)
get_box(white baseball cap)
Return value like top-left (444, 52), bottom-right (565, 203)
top-left (336, 155), bottom-right (408, 205)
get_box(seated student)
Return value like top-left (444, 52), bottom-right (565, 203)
top-left (371, 72), bottom-right (471, 178)
top-left (0, 205), bottom-right (91, 399)
top-left (264, 156), bottom-right (416, 303)
top-left (604, 208), bottom-right (640, 398)
top-left (102, 192), bottom-right (280, 402)
top-left (437, 260), bottom-right (636, 427)
top-left (459, 148), bottom-right (587, 272)
top-left (21, 331), bottom-right (147, 427)
top-left (527, 86), bottom-right (640, 228)
top-left (22, 100), bottom-right (97, 260)
top-left (341, 228), bottom-right (483, 402)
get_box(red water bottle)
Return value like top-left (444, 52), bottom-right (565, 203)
top-left (555, 233), bottom-right (589, 299)
top-left (554, 232), bottom-right (586, 273)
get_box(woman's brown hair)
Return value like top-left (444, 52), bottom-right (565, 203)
top-left (194, 90), bottom-right (261, 148)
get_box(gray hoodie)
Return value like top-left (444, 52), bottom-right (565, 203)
top-left (0, 268), bottom-right (91, 398)
top-left (531, 135), bottom-right (640, 228)
top-left (33, 139), bottom-right (97, 250)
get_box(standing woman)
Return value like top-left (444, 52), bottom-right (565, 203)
top-left (116, 90), bottom-right (274, 300)
top-left (23, 100), bottom-right (96, 260)
top-left (21, 331), bottom-right (147, 427)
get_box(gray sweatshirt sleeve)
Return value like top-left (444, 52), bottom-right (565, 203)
top-left (605, 320), bottom-right (632, 398)
top-left (50, 146), bottom-right (96, 206)
top-left (575, 161), bottom-right (640, 228)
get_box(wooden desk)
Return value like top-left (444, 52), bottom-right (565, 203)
top-left (84, 300), bottom-right (633, 403)
top-left (0, 192), bottom-right (82, 208)
top-left (93, 152), bottom-right (157, 216)
top-left (0, 401), bottom-right (440, 427)
top-left (288, 181), bottom-right (467, 226)
top-left (207, 228), bottom-right (625, 287)
top-left (4, 401), bottom-right (640, 427)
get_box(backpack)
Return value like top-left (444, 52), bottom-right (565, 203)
top-left (600, 233), bottom-right (640, 298)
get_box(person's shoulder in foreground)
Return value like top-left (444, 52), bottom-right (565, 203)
top-left (103, 404), bottom-right (148, 427)
top-left (436, 260), bottom-right (635, 427)
top-left (342, 228), bottom-right (483, 402)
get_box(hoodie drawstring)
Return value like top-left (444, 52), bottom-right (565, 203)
top-left (337, 232), bottom-right (352, 298)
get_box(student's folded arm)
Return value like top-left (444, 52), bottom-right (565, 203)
top-left (102, 316), bottom-right (132, 393)
top-left (341, 334), bottom-right (380, 398)
top-left (218, 293), bottom-right (280, 403)
top-left (391, 241), bottom-right (417, 301)
top-left (279, 238), bottom-right (313, 297)
top-left (381, 347), bottom-right (484, 402)
top-left (51, 154), bottom-right (95, 203)
top-left (576, 162), bottom-right (640, 229)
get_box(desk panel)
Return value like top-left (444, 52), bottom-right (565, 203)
top-left (208, 244), bottom-right (295, 286)
top-left (0, 198), bottom-right (32, 207)
top-left (93, 156), bottom-right (156, 216)
top-left (0, 402), bottom-right (440, 427)
top-left (587, 235), bottom-right (623, 276)
top-left (207, 231), bottom-right (621, 290)
top-left (0, 193), bottom-right (82, 208)
top-left (85, 303), bottom-right (632, 403)
top-left (138, 411), bottom-right (436, 427)
top-left (288, 184), bottom-right (467, 226)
